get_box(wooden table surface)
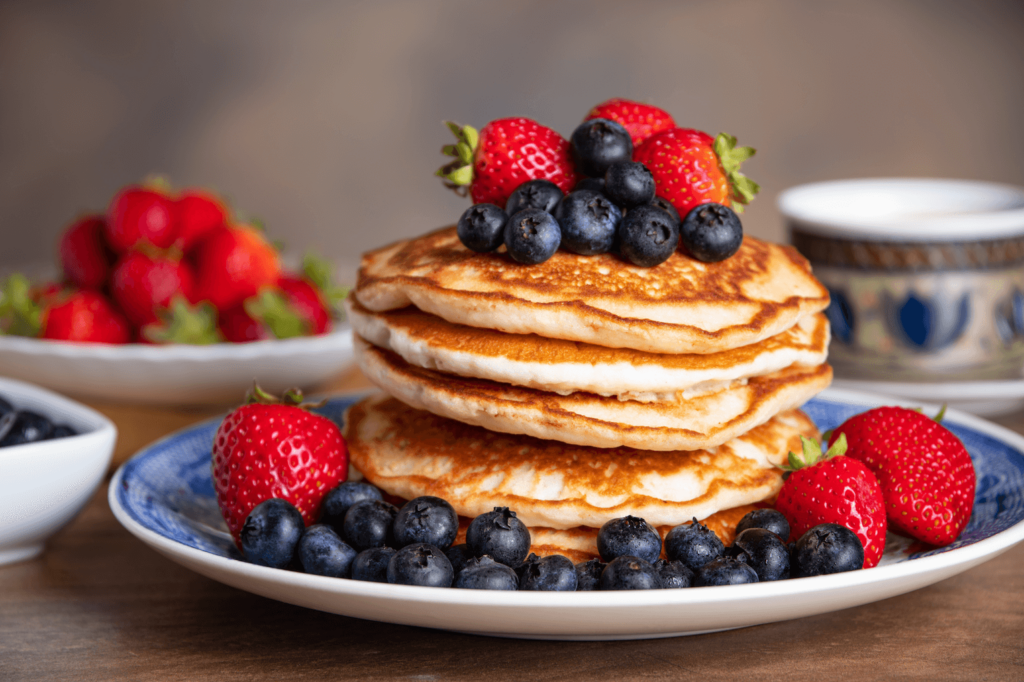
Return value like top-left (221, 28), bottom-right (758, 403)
top-left (3, 368), bottom-right (1024, 681)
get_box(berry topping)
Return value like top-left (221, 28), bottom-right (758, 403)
top-left (599, 556), bottom-right (662, 590)
top-left (584, 98), bottom-right (676, 147)
top-left (456, 203), bottom-right (508, 253)
top-left (679, 203), bottom-right (744, 262)
top-left (649, 196), bottom-right (681, 226)
top-left (654, 559), bottom-right (695, 589)
top-left (596, 515), bottom-right (662, 564)
top-left (239, 498), bottom-right (305, 569)
top-left (391, 496), bottom-right (459, 551)
top-left (466, 506), bottom-right (532, 568)
top-left (342, 499), bottom-right (398, 552)
top-left (386, 543), bottom-right (454, 587)
top-left (319, 481), bottom-right (383, 530)
top-left (553, 190), bottom-right (621, 256)
top-left (504, 209), bottom-right (561, 265)
top-left (695, 556), bottom-right (759, 586)
top-left (574, 559), bottom-right (606, 591)
top-left (297, 524), bottom-right (358, 578)
top-left (350, 547), bottom-right (397, 583)
top-left (603, 161), bottom-right (655, 208)
top-left (453, 555), bottom-right (519, 591)
top-left (505, 179), bottom-right (564, 215)
top-left (617, 204), bottom-right (680, 267)
top-left (570, 118), bottom-right (633, 178)
top-left (518, 554), bottom-right (577, 591)
top-left (735, 509), bottom-right (791, 541)
top-left (445, 543), bottom-right (475, 578)
top-left (791, 524), bottom-right (865, 577)
top-left (732, 528), bottom-right (790, 582)
top-left (664, 518), bottom-right (725, 572)
top-left (573, 177), bottom-right (606, 194)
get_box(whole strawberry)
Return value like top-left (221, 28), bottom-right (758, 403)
top-left (58, 215), bottom-right (115, 289)
top-left (633, 128), bottom-right (759, 217)
top-left (828, 406), bottom-right (976, 546)
top-left (176, 188), bottom-right (229, 252)
top-left (110, 251), bottom-right (196, 327)
top-left (191, 224), bottom-right (281, 311)
top-left (776, 434), bottom-right (888, 568)
top-left (105, 186), bottom-right (179, 253)
top-left (584, 98), bottom-right (676, 147)
top-left (41, 289), bottom-right (132, 344)
top-left (212, 386), bottom-right (348, 547)
top-left (436, 118), bottom-right (579, 207)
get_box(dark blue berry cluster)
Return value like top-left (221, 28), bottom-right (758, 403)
top-left (0, 395), bottom-right (78, 448)
top-left (239, 485), bottom-right (864, 590)
top-left (456, 118), bottom-right (743, 267)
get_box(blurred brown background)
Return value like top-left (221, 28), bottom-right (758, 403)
top-left (2, 0), bottom-right (1023, 279)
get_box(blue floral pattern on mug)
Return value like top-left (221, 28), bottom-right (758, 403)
top-left (888, 290), bottom-right (971, 351)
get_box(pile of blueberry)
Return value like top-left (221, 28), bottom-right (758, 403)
top-left (0, 396), bottom-right (77, 448)
top-left (240, 481), bottom-right (865, 590)
top-left (457, 118), bottom-right (744, 268)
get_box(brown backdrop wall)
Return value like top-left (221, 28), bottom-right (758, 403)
top-left (1, 0), bottom-right (1022, 276)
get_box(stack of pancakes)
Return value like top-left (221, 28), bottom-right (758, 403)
top-left (343, 226), bottom-right (832, 562)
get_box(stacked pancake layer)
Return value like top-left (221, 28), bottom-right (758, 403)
top-left (344, 226), bottom-right (832, 560)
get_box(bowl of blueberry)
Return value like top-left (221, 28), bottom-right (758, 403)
top-left (0, 376), bottom-right (117, 565)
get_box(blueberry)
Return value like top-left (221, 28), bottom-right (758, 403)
top-left (680, 203), bottom-right (743, 262)
top-left (649, 196), bottom-right (681, 226)
top-left (514, 552), bottom-right (541, 582)
top-left (0, 396), bottom-right (12, 416)
top-left (505, 179), bottom-right (564, 215)
top-left (342, 499), bottom-right (398, 551)
top-left (0, 412), bottom-right (16, 444)
top-left (387, 543), bottom-right (454, 587)
top-left (695, 556), bottom-right (759, 586)
top-left (392, 496), bottom-right (458, 550)
top-left (457, 203), bottom-right (508, 253)
top-left (319, 481), bottom-right (383, 530)
top-left (466, 507), bottom-right (532, 567)
top-left (599, 556), bottom-right (662, 590)
top-left (518, 554), bottom-right (577, 591)
top-left (574, 559), bottom-right (606, 591)
top-left (617, 205), bottom-right (680, 267)
top-left (445, 543), bottom-right (475, 578)
top-left (554, 190), bottom-right (621, 255)
top-left (664, 518), bottom-right (725, 572)
top-left (574, 177), bottom-right (606, 194)
top-left (596, 515), bottom-right (662, 564)
top-left (296, 524), bottom-right (358, 578)
top-left (0, 410), bottom-right (54, 447)
top-left (733, 528), bottom-right (790, 581)
top-left (504, 209), bottom-right (561, 265)
top-left (792, 523), bottom-right (864, 577)
top-left (604, 162), bottom-right (655, 208)
top-left (570, 118), bottom-right (633, 178)
top-left (350, 547), bottom-right (397, 583)
top-left (453, 555), bottom-right (519, 590)
top-left (239, 498), bottom-right (305, 569)
top-left (736, 509), bottom-right (791, 542)
top-left (48, 424), bottom-right (77, 439)
top-left (654, 559), bottom-right (694, 589)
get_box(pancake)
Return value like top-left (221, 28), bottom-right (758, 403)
top-left (344, 394), bottom-right (820, 529)
top-left (355, 226), bottom-right (830, 355)
top-left (348, 297), bottom-right (830, 401)
top-left (354, 338), bottom-right (832, 451)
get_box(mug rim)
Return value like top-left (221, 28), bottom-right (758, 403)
top-left (778, 178), bottom-right (1024, 242)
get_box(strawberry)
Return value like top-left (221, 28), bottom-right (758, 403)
top-left (110, 251), bottom-right (196, 327)
top-left (776, 434), bottom-right (888, 568)
top-left (828, 406), bottom-right (976, 546)
top-left (436, 118), bottom-right (579, 207)
top-left (142, 297), bottom-right (222, 345)
top-left (176, 189), bottom-right (229, 252)
top-left (105, 186), bottom-right (179, 253)
top-left (211, 386), bottom-right (348, 546)
top-left (191, 224), bottom-right (281, 311)
top-left (41, 290), bottom-right (131, 343)
top-left (633, 128), bottom-right (760, 216)
top-left (58, 215), bottom-right (115, 289)
top-left (218, 304), bottom-right (271, 343)
top-left (584, 98), bottom-right (676, 147)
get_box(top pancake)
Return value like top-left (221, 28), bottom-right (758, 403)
top-left (355, 226), bottom-right (830, 354)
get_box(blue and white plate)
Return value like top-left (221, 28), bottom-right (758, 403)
top-left (109, 388), bottom-right (1024, 640)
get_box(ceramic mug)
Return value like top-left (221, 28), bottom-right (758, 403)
top-left (778, 178), bottom-right (1024, 382)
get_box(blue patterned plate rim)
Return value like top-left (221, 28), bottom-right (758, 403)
top-left (108, 387), bottom-right (1024, 611)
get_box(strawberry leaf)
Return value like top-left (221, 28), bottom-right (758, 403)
top-left (934, 404), bottom-right (948, 423)
top-left (244, 289), bottom-right (309, 339)
top-left (436, 122), bottom-right (479, 193)
top-left (823, 432), bottom-right (848, 459)
top-left (143, 296), bottom-right (222, 345)
top-left (713, 132), bottom-right (760, 210)
top-left (302, 252), bottom-right (350, 319)
top-left (0, 274), bottom-right (43, 337)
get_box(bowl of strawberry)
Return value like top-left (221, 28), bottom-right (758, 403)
top-left (0, 181), bottom-right (354, 405)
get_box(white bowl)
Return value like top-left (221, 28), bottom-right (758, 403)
top-left (0, 376), bottom-right (116, 565)
top-left (0, 325), bottom-right (354, 406)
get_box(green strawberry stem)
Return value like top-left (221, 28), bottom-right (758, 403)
top-left (244, 383), bottom-right (325, 409)
top-left (0, 274), bottom-right (43, 337)
top-left (781, 433), bottom-right (848, 471)
top-left (244, 289), bottom-right (309, 339)
top-left (435, 121), bottom-right (479, 197)
top-left (143, 296), bottom-right (223, 345)
top-left (713, 133), bottom-right (760, 213)
top-left (302, 252), bottom-right (350, 318)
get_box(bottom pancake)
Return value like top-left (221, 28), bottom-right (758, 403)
top-left (344, 394), bottom-right (819, 530)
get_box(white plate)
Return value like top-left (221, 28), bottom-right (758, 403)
top-left (832, 377), bottom-right (1024, 417)
top-left (0, 326), bottom-right (354, 406)
top-left (108, 388), bottom-right (1024, 640)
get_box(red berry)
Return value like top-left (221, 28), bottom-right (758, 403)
top-left (633, 128), bottom-right (759, 217)
top-left (58, 215), bottom-right (115, 289)
top-left (105, 187), bottom-right (179, 253)
top-left (277, 275), bottom-right (331, 335)
top-left (775, 435), bottom-right (888, 568)
top-left (584, 98), bottom-right (676, 147)
top-left (218, 304), bottom-right (270, 342)
top-left (110, 252), bottom-right (195, 328)
top-left (829, 406), bottom-right (976, 546)
top-left (211, 387), bottom-right (348, 547)
top-left (40, 290), bottom-right (131, 344)
top-left (177, 189), bottom-right (228, 252)
top-left (191, 225), bottom-right (281, 312)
